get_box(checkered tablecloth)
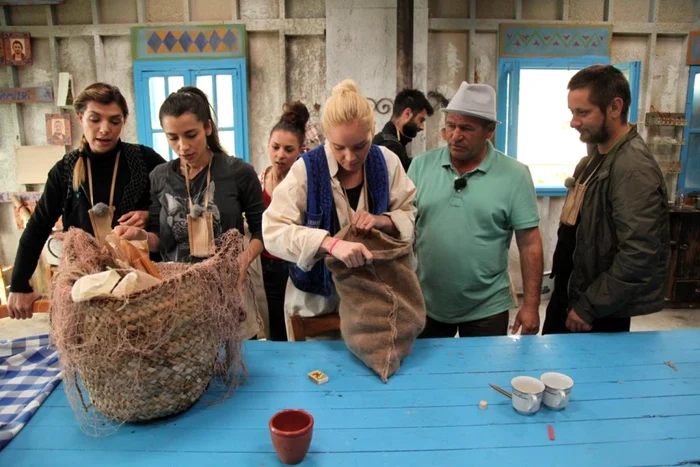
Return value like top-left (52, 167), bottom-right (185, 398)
top-left (0, 334), bottom-right (62, 450)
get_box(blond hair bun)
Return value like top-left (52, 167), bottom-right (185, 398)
top-left (332, 79), bottom-right (360, 95)
top-left (323, 79), bottom-right (375, 135)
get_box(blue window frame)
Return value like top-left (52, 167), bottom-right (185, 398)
top-left (679, 66), bottom-right (700, 193)
top-left (133, 58), bottom-right (249, 161)
top-left (496, 56), bottom-right (640, 196)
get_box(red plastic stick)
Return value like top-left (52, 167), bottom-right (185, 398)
top-left (548, 424), bottom-right (556, 441)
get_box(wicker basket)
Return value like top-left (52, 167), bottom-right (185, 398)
top-left (50, 229), bottom-right (245, 424)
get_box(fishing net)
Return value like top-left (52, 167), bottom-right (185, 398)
top-left (49, 228), bottom-right (247, 435)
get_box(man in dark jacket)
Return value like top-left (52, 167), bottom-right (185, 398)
top-left (372, 89), bottom-right (434, 172)
top-left (543, 65), bottom-right (670, 334)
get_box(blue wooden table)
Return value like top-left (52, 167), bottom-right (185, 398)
top-left (2, 329), bottom-right (700, 466)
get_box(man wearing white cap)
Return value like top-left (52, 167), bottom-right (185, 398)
top-left (408, 82), bottom-right (543, 337)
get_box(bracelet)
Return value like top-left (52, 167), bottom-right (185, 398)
top-left (328, 238), bottom-right (341, 255)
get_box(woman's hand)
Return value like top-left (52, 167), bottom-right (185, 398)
top-left (113, 225), bottom-right (148, 241)
top-left (326, 238), bottom-right (373, 268)
top-left (237, 250), bottom-right (252, 293)
top-left (118, 210), bottom-right (149, 229)
top-left (351, 209), bottom-right (395, 236)
top-left (7, 291), bottom-right (39, 319)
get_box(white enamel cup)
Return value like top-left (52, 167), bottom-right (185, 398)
top-left (510, 376), bottom-right (545, 415)
top-left (540, 372), bottom-right (574, 410)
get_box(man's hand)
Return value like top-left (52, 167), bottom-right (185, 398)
top-left (566, 309), bottom-right (593, 332)
top-left (511, 304), bottom-right (540, 335)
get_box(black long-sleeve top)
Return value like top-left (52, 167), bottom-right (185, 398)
top-left (11, 141), bottom-right (165, 292)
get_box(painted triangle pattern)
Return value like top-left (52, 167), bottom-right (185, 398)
top-left (500, 25), bottom-right (610, 57)
top-left (144, 28), bottom-right (240, 55)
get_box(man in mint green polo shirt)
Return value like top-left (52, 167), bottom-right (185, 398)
top-left (408, 81), bottom-right (543, 338)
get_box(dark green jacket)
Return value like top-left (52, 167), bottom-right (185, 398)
top-left (569, 126), bottom-right (670, 324)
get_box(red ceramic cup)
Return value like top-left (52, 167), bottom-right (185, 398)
top-left (269, 409), bottom-right (314, 465)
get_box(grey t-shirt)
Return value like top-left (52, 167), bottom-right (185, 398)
top-left (148, 152), bottom-right (264, 262)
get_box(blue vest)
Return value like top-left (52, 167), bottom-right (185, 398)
top-left (289, 144), bottom-right (390, 297)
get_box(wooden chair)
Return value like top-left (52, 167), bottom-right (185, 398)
top-left (289, 313), bottom-right (340, 341)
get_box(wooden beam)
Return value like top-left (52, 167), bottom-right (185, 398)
top-left (412, 0), bottom-right (428, 155)
top-left (648, 0), bottom-right (659, 22)
top-left (640, 32), bottom-right (657, 136)
top-left (278, 29), bottom-right (286, 107)
top-left (428, 18), bottom-right (692, 35)
top-left (604, 0), bottom-right (613, 22)
top-left (397, 0), bottom-right (414, 92)
top-left (93, 34), bottom-right (105, 82)
top-left (90, 0), bottom-right (100, 24)
top-left (232, 0), bottom-right (239, 21)
top-left (89, 0), bottom-right (104, 82)
top-left (561, 0), bottom-right (569, 21)
top-left (137, 0), bottom-right (145, 23)
top-left (279, 0), bottom-right (285, 20)
top-left (468, 0), bottom-right (476, 83)
top-left (45, 5), bottom-right (60, 92)
top-left (0, 5), bottom-right (8, 26)
top-left (183, 0), bottom-right (190, 23)
top-left (0, 18), bottom-right (327, 37)
top-left (4, 73), bottom-right (27, 147)
top-left (515, 0), bottom-right (522, 20)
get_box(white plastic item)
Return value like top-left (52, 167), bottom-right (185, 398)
top-left (71, 270), bottom-right (122, 302)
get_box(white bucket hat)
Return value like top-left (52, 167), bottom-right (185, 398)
top-left (442, 81), bottom-right (500, 123)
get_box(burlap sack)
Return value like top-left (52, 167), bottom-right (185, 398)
top-left (325, 225), bottom-right (426, 382)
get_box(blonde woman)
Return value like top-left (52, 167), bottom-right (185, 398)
top-left (262, 79), bottom-right (417, 337)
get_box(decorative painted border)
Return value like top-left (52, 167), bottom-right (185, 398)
top-left (687, 31), bottom-right (700, 65)
top-left (131, 25), bottom-right (247, 61)
top-left (499, 23), bottom-right (612, 58)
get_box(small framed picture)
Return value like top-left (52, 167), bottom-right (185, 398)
top-left (46, 113), bottom-right (72, 146)
top-left (688, 31), bottom-right (700, 65)
top-left (3, 32), bottom-right (32, 67)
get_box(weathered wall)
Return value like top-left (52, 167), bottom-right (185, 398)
top-left (248, 31), bottom-right (282, 172)
top-left (326, 0), bottom-right (397, 132)
top-left (0, 0), bottom-right (697, 289)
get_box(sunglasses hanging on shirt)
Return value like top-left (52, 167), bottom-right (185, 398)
top-left (454, 177), bottom-right (467, 193)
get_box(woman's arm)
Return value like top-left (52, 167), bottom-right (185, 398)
top-left (262, 159), bottom-right (331, 271)
top-left (8, 161), bottom-right (66, 319)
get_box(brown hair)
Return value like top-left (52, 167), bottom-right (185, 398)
top-left (568, 64), bottom-right (631, 124)
top-left (72, 83), bottom-right (129, 192)
top-left (270, 101), bottom-right (309, 148)
top-left (158, 86), bottom-right (226, 154)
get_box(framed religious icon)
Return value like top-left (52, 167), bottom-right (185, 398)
top-left (46, 113), bottom-right (72, 146)
top-left (688, 31), bottom-right (700, 65)
top-left (3, 32), bottom-right (32, 66)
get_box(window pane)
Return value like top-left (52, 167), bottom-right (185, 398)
top-left (195, 75), bottom-right (215, 123)
top-left (216, 75), bottom-right (235, 128)
top-left (691, 73), bottom-right (700, 128)
top-left (152, 132), bottom-right (172, 161)
top-left (683, 133), bottom-right (700, 190)
top-left (219, 130), bottom-right (235, 157)
top-left (148, 77), bottom-right (165, 130)
top-left (516, 68), bottom-right (586, 187)
top-left (168, 76), bottom-right (184, 94)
